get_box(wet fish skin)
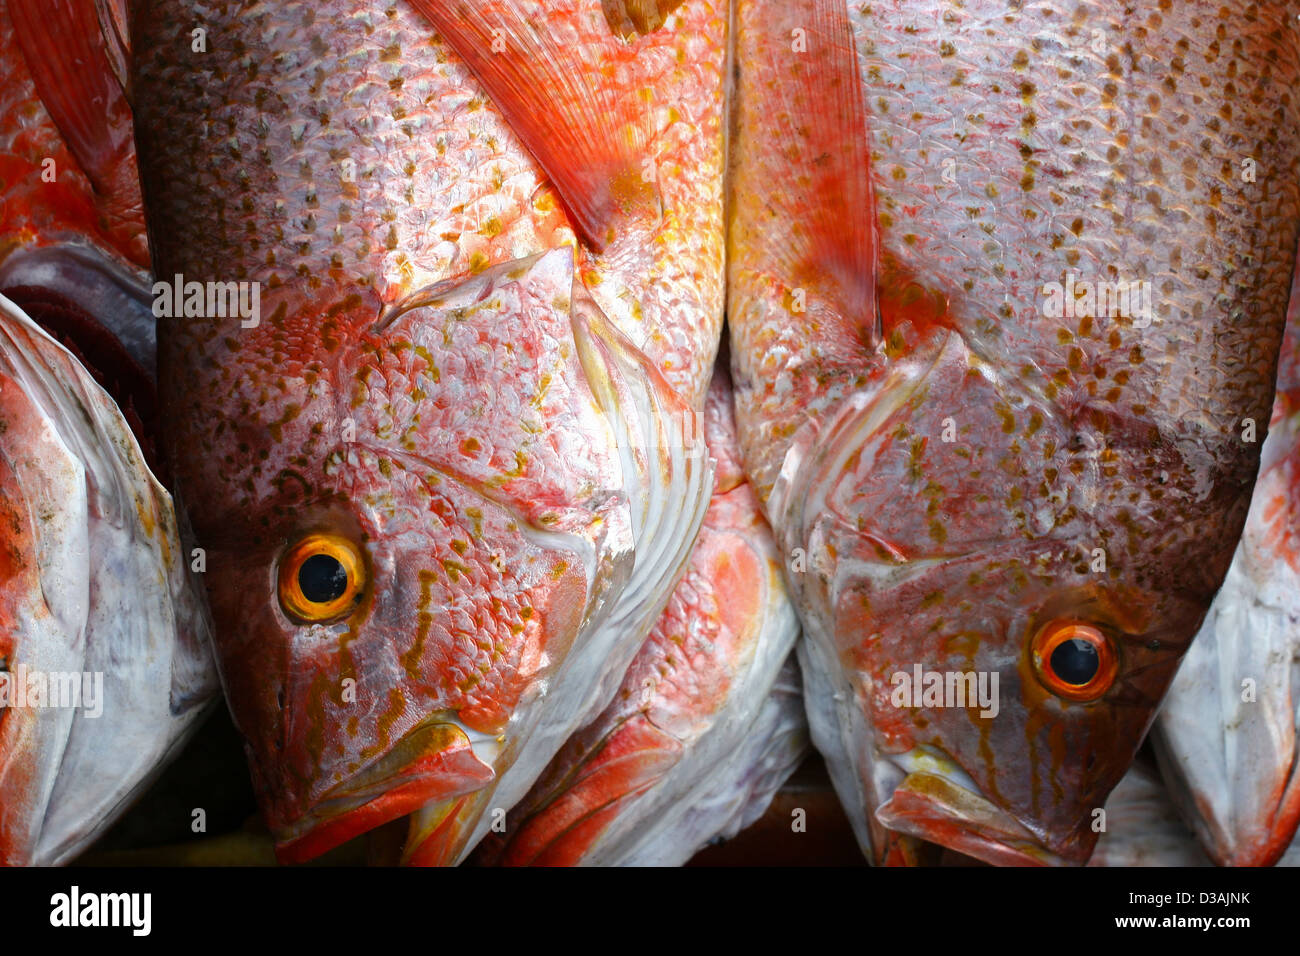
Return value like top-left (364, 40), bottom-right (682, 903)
top-left (728, 0), bottom-right (1300, 865)
top-left (1153, 252), bottom-right (1300, 867)
top-left (1090, 757), bottom-right (1300, 867)
top-left (0, 293), bottom-right (217, 866)
top-left (129, 0), bottom-right (720, 864)
top-left (473, 361), bottom-right (805, 867)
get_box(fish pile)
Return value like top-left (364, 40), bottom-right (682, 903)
top-left (0, 0), bottom-right (218, 865)
top-left (2, 0), bottom-right (1298, 867)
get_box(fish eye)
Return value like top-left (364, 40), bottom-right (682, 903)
top-left (1030, 621), bottom-right (1117, 702)
top-left (277, 533), bottom-right (366, 624)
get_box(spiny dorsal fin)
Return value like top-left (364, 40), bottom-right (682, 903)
top-left (407, 0), bottom-right (661, 253)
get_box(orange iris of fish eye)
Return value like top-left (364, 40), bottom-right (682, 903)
top-left (277, 533), bottom-right (366, 624)
top-left (1030, 621), bottom-right (1118, 702)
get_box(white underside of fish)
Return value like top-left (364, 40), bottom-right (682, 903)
top-left (583, 633), bottom-right (804, 867)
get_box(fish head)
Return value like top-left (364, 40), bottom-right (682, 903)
top-left (166, 250), bottom-right (684, 863)
top-left (779, 320), bottom-right (1250, 866)
top-left (129, 0), bottom-right (712, 866)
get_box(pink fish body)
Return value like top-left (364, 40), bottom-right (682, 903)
top-left (130, 0), bottom-right (724, 864)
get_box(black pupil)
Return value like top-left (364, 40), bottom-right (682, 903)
top-left (1050, 638), bottom-right (1100, 686)
top-left (298, 554), bottom-right (349, 604)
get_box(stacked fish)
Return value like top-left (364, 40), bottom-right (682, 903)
top-left (0, 0), bottom-right (1296, 868)
top-left (0, 0), bottom-right (218, 864)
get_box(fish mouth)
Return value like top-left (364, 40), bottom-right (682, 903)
top-left (875, 770), bottom-right (1088, 867)
top-left (273, 718), bottom-right (495, 865)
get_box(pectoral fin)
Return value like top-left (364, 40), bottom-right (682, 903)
top-left (407, 0), bottom-right (660, 252)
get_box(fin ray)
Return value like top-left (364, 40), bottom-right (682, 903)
top-left (10, 0), bottom-right (136, 199)
top-left (730, 0), bottom-right (877, 341)
top-left (407, 0), bottom-right (660, 252)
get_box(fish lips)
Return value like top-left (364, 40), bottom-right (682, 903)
top-left (272, 718), bottom-right (494, 865)
top-left (876, 770), bottom-right (1092, 866)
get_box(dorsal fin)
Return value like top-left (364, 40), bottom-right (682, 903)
top-left (407, 0), bottom-right (660, 253)
top-left (730, 0), bottom-right (877, 342)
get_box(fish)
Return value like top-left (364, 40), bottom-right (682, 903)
top-left (0, 295), bottom-right (217, 865)
top-left (471, 359), bottom-right (805, 866)
top-left (128, 0), bottom-right (722, 865)
top-left (0, 0), bottom-right (218, 866)
top-left (1151, 250), bottom-right (1300, 867)
top-left (727, 0), bottom-right (1300, 865)
top-left (0, 0), bottom-right (156, 456)
top-left (1090, 755), bottom-right (1300, 868)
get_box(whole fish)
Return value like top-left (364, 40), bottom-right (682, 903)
top-left (0, 0), bottom-right (217, 866)
top-left (129, 0), bottom-right (719, 865)
top-left (728, 0), bottom-right (1300, 865)
top-left (1152, 251), bottom-right (1300, 867)
top-left (472, 360), bottom-right (805, 866)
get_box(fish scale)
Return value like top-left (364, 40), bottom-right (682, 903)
top-left (132, 0), bottom-right (725, 407)
top-left (848, 1), bottom-right (1297, 426)
top-left (1152, 249), bottom-right (1300, 866)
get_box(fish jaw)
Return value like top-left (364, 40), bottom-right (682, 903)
top-left (274, 718), bottom-right (494, 865)
top-left (876, 770), bottom-right (1072, 867)
top-left (0, 294), bottom-right (217, 865)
